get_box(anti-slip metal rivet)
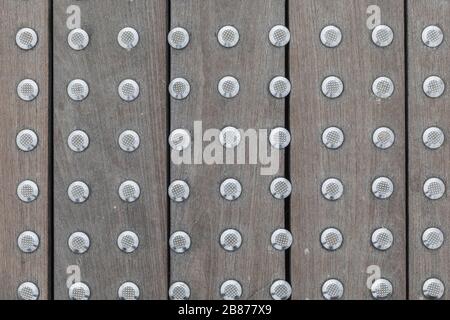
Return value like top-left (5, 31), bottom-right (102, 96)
top-left (373, 127), bottom-right (395, 150)
top-left (16, 129), bottom-right (38, 152)
top-left (68, 28), bottom-right (89, 50)
top-left (220, 179), bottom-right (242, 201)
top-left (118, 79), bottom-right (140, 102)
top-left (322, 127), bottom-right (344, 150)
top-left (68, 232), bottom-right (90, 254)
top-left (168, 27), bottom-right (190, 49)
top-left (422, 25), bottom-right (444, 48)
top-left (69, 282), bottom-right (91, 300)
top-left (17, 231), bottom-right (40, 253)
top-left (271, 229), bottom-right (293, 251)
top-left (168, 180), bottom-right (190, 202)
top-left (119, 130), bottom-right (140, 152)
top-left (68, 130), bottom-right (89, 152)
top-left (423, 127), bottom-right (445, 149)
top-left (220, 280), bottom-right (242, 300)
top-left (169, 282), bottom-right (191, 300)
top-left (270, 280), bottom-right (292, 300)
top-left (270, 128), bottom-right (291, 149)
top-left (372, 177), bottom-right (394, 199)
top-left (269, 25), bottom-right (291, 47)
top-left (169, 129), bottom-right (191, 151)
top-left (423, 278), bottom-right (445, 299)
top-left (322, 279), bottom-right (344, 300)
top-left (169, 78), bottom-right (191, 100)
top-left (321, 178), bottom-right (344, 201)
top-left (118, 27), bottom-right (139, 50)
top-left (219, 127), bottom-right (241, 149)
top-left (372, 77), bottom-right (395, 99)
top-left (422, 227), bottom-right (444, 250)
top-left (321, 76), bottom-right (343, 99)
top-left (371, 279), bottom-right (393, 300)
top-left (270, 178), bottom-right (292, 199)
top-left (68, 181), bottom-right (89, 203)
top-left (218, 76), bottom-right (240, 98)
top-left (17, 180), bottom-right (39, 203)
top-left (17, 282), bottom-right (39, 300)
top-left (423, 76), bottom-right (445, 98)
top-left (371, 227), bottom-right (394, 251)
top-left (220, 229), bottom-right (242, 252)
top-left (67, 79), bottom-right (89, 101)
top-left (320, 25), bottom-right (342, 48)
top-left (118, 282), bottom-right (140, 300)
top-left (372, 25), bottom-right (394, 47)
top-left (17, 79), bottom-right (39, 101)
top-left (270, 76), bottom-right (291, 98)
top-left (423, 178), bottom-right (446, 200)
top-left (169, 231), bottom-right (191, 254)
top-left (321, 228), bottom-right (343, 251)
top-left (118, 180), bottom-right (141, 203)
top-left (118, 231), bottom-right (139, 253)
top-left (218, 26), bottom-right (240, 48)
top-left (16, 28), bottom-right (38, 50)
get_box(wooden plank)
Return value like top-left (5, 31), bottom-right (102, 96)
top-left (289, 0), bottom-right (407, 299)
top-left (0, 0), bottom-right (49, 300)
top-left (53, 0), bottom-right (168, 299)
top-left (170, 0), bottom-right (286, 300)
top-left (408, 0), bottom-right (450, 300)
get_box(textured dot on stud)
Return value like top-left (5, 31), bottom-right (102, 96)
top-left (69, 282), bottom-right (91, 300)
top-left (16, 28), bottom-right (38, 50)
top-left (423, 76), bottom-right (445, 98)
top-left (68, 28), bottom-right (89, 50)
top-left (117, 231), bottom-right (139, 253)
top-left (168, 27), bottom-right (190, 49)
top-left (118, 27), bottom-right (139, 50)
top-left (118, 180), bottom-right (141, 203)
top-left (269, 25), bottom-right (291, 47)
top-left (270, 280), bottom-right (292, 300)
top-left (119, 130), bottom-right (140, 152)
top-left (169, 129), bottom-right (191, 151)
top-left (16, 129), bottom-right (38, 152)
top-left (270, 128), bottom-right (291, 149)
top-left (422, 25), bottom-right (444, 48)
top-left (68, 232), bottom-right (90, 254)
top-left (373, 127), bottom-right (395, 150)
top-left (68, 130), bottom-right (89, 152)
top-left (67, 181), bottom-right (89, 203)
top-left (423, 278), bottom-right (445, 299)
top-left (118, 79), bottom-right (140, 102)
top-left (220, 280), bottom-right (242, 300)
top-left (422, 227), bottom-right (444, 250)
top-left (17, 79), bottom-right (39, 101)
top-left (372, 76), bottom-right (395, 99)
top-left (322, 127), bottom-right (344, 150)
top-left (270, 178), bottom-right (292, 199)
top-left (321, 178), bottom-right (344, 201)
top-left (17, 180), bottom-right (39, 203)
top-left (371, 227), bottom-right (394, 251)
top-left (118, 282), bottom-right (140, 300)
top-left (218, 26), bottom-right (240, 48)
top-left (372, 25), bottom-right (394, 47)
top-left (320, 25), bottom-right (342, 48)
top-left (423, 178), bottom-right (446, 200)
top-left (67, 79), bottom-right (89, 101)
top-left (169, 231), bottom-right (191, 254)
top-left (270, 76), bottom-right (291, 98)
top-left (169, 282), bottom-right (191, 300)
top-left (220, 229), bottom-right (242, 252)
top-left (321, 228), bottom-right (343, 251)
top-left (17, 282), bottom-right (39, 300)
top-left (322, 279), bottom-right (344, 300)
top-left (371, 279), bottom-right (393, 300)
top-left (372, 177), bottom-right (394, 199)
top-left (218, 76), bottom-right (240, 98)
top-left (423, 127), bottom-right (445, 150)
top-left (321, 76), bottom-right (344, 99)
top-left (169, 78), bottom-right (191, 100)
top-left (220, 178), bottom-right (242, 201)
top-left (17, 231), bottom-right (40, 253)
top-left (271, 229), bottom-right (293, 251)
top-left (168, 180), bottom-right (190, 202)
top-left (219, 127), bottom-right (241, 149)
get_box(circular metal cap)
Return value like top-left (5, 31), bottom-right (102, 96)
top-left (373, 127), bottom-right (395, 150)
top-left (372, 25), bottom-right (394, 47)
top-left (68, 181), bottom-right (90, 203)
top-left (119, 130), bottom-right (140, 152)
top-left (220, 229), bottom-right (242, 252)
top-left (169, 78), bottom-right (191, 100)
top-left (68, 130), bottom-right (89, 152)
top-left (17, 79), bottom-right (39, 101)
top-left (218, 26), bottom-right (240, 48)
top-left (322, 279), bottom-right (344, 300)
top-left (169, 231), bottom-right (191, 254)
top-left (271, 229), bottom-right (293, 251)
top-left (16, 28), bottom-right (38, 50)
top-left (69, 282), bottom-right (91, 300)
top-left (423, 127), bottom-right (445, 150)
top-left (371, 227), bottom-right (394, 251)
top-left (270, 127), bottom-right (291, 149)
top-left (322, 127), bottom-right (344, 150)
top-left (269, 25), bottom-right (291, 47)
top-left (169, 129), bottom-right (191, 151)
top-left (67, 79), bottom-right (89, 101)
top-left (17, 282), bottom-right (39, 300)
top-left (168, 27), bottom-right (190, 49)
top-left (118, 79), bottom-right (140, 102)
top-left (218, 76), bottom-right (240, 98)
top-left (220, 280), bottom-right (242, 300)
top-left (321, 76), bottom-right (344, 99)
top-left (117, 231), bottom-right (139, 253)
top-left (168, 180), bottom-right (190, 202)
top-left (68, 28), bottom-right (89, 50)
top-left (423, 76), bottom-right (445, 98)
top-left (68, 232), bottom-right (90, 254)
top-left (321, 228), bottom-right (343, 251)
top-left (422, 25), bottom-right (444, 48)
top-left (423, 178), bottom-right (446, 200)
top-left (321, 178), bottom-right (344, 201)
top-left (372, 177), bottom-right (394, 199)
top-left (269, 76), bottom-right (291, 98)
top-left (118, 282), bottom-right (140, 300)
top-left (270, 177), bottom-right (292, 199)
top-left (371, 279), bottom-right (393, 299)
top-left (118, 180), bottom-right (141, 203)
top-left (320, 25), bottom-right (342, 48)
top-left (422, 227), bottom-right (444, 250)
top-left (169, 282), bottom-right (191, 300)
top-left (423, 278), bottom-right (445, 299)
top-left (17, 180), bottom-right (39, 203)
top-left (220, 178), bottom-right (242, 201)
top-left (372, 76), bottom-right (395, 99)
top-left (219, 127), bottom-right (241, 149)
top-left (118, 27), bottom-right (139, 50)
top-left (17, 231), bottom-right (40, 253)
top-left (270, 280), bottom-right (292, 300)
top-left (16, 129), bottom-right (38, 152)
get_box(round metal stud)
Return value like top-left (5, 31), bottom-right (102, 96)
top-left (169, 78), bottom-right (191, 100)
top-left (69, 282), bottom-right (91, 300)
top-left (16, 129), bottom-right (38, 152)
top-left (17, 231), bottom-right (40, 253)
top-left (321, 76), bottom-right (344, 99)
top-left (423, 127), bottom-right (445, 150)
top-left (422, 227), bottom-right (444, 250)
top-left (17, 79), bottom-right (39, 101)
top-left (422, 25), bottom-right (444, 48)
top-left (373, 127), bottom-right (395, 150)
top-left (118, 282), bottom-right (140, 300)
top-left (17, 282), bottom-right (39, 300)
top-left (269, 25), bottom-right (291, 47)
top-left (269, 76), bottom-right (291, 98)
top-left (219, 127), bottom-right (241, 149)
top-left (218, 76), bottom-right (240, 98)
top-left (67, 130), bottom-right (89, 153)
top-left (372, 177), bottom-right (394, 199)
top-left (218, 26), bottom-right (240, 48)
top-left (423, 178), bottom-right (446, 200)
top-left (321, 178), bottom-right (344, 201)
top-left (67, 79), bottom-right (89, 101)
top-left (220, 280), bottom-right (242, 300)
top-left (118, 180), bottom-right (141, 203)
top-left (423, 278), bottom-right (445, 299)
top-left (68, 28), bottom-right (89, 50)
top-left (322, 127), bottom-right (344, 150)
top-left (220, 229), bottom-right (242, 252)
top-left (372, 76), bottom-right (395, 99)
top-left (270, 177), bottom-right (292, 199)
top-left (322, 279), bottom-right (344, 300)
top-left (371, 279), bottom-right (393, 300)
top-left (372, 25), bottom-right (394, 47)
top-left (17, 180), bottom-right (39, 203)
top-left (168, 180), bottom-right (190, 203)
top-left (169, 282), bottom-right (191, 300)
top-left (68, 232), bottom-right (90, 254)
top-left (320, 25), bottom-right (342, 48)
top-left (423, 76), bottom-right (445, 98)
top-left (67, 181), bottom-right (89, 204)
top-left (16, 28), bottom-right (38, 50)
top-left (371, 227), bottom-right (394, 251)
top-left (321, 228), bottom-right (343, 251)
top-left (117, 231), bottom-right (139, 253)
top-left (168, 27), bottom-right (190, 50)
top-left (269, 127), bottom-right (291, 149)
top-left (220, 178), bottom-right (242, 201)
top-left (270, 280), bottom-right (292, 300)
top-left (118, 130), bottom-right (140, 152)
top-left (118, 27), bottom-right (139, 50)
top-left (271, 229), bottom-right (293, 251)
top-left (118, 79), bottom-right (140, 102)
top-left (169, 231), bottom-right (191, 254)
top-left (169, 129), bottom-right (191, 151)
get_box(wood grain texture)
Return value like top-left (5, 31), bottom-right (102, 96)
top-left (53, 0), bottom-right (168, 299)
top-left (289, 0), bottom-right (406, 299)
top-left (170, 0), bottom-right (287, 300)
top-left (0, 0), bottom-right (49, 300)
top-left (408, 0), bottom-right (450, 300)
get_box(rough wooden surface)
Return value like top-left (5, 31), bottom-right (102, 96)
top-left (53, 0), bottom-right (168, 300)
